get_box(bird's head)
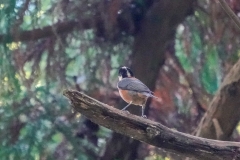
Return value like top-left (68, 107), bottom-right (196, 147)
top-left (118, 66), bottom-right (134, 80)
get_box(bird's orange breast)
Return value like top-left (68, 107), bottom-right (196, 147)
top-left (118, 89), bottom-right (132, 103)
top-left (118, 89), bottom-right (148, 106)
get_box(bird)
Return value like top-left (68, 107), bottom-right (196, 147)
top-left (117, 66), bottom-right (159, 118)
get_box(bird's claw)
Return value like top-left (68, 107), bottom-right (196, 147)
top-left (121, 110), bottom-right (130, 114)
top-left (141, 115), bottom-right (147, 118)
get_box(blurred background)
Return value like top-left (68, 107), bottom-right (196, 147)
top-left (1, 0), bottom-right (240, 159)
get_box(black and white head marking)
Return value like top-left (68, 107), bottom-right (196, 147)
top-left (118, 66), bottom-right (134, 80)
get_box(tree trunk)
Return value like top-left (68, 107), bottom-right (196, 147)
top-left (101, 0), bottom-right (194, 159)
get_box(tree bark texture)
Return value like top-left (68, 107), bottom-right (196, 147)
top-left (63, 90), bottom-right (240, 160)
top-left (196, 59), bottom-right (240, 140)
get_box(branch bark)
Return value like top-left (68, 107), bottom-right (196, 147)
top-left (63, 90), bottom-right (240, 160)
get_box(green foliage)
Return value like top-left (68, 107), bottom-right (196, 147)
top-left (201, 45), bottom-right (221, 94)
top-left (175, 17), bottom-right (222, 95)
top-left (0, 1), bottom-right (132, 159)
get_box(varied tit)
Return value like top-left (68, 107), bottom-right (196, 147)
top-left (117, 66), bottom-right (159, 118)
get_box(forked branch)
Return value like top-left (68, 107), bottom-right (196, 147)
top-left (63, 90), bottom-right (240, 160)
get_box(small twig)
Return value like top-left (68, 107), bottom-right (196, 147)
top-left (212, 118), bottom-right (224, 140)
top-left (218, 0), bottom-right (240, 30)
top-left (63, 89), bottom-right (240, 160)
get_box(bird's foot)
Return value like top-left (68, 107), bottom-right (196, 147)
top-left (141, 115), bottom-right (147, 118)
top-left (121, 110), bottom-right (130, 114)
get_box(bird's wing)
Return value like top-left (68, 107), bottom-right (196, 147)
top-left (117, 78), bottom-right (151, 93)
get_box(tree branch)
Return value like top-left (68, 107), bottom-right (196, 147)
top-left (63, 90), bottom-right (240, 160)
top-left (0, 19), bottom-right (91, 43)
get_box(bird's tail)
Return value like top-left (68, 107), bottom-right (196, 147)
top-left (150, 95), bottom-right (159, 99)
top-left (143, 92), bottom-right (162, 102)
top-left (149, 94), bottom-right (162, 103)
